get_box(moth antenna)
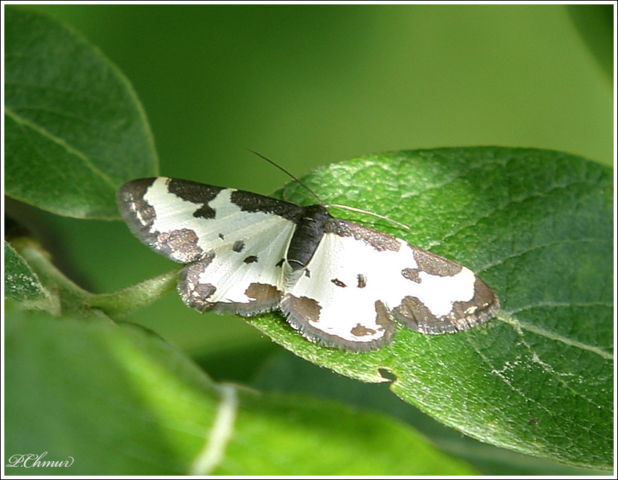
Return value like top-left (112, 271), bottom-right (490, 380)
top-left (246, 149), bottom-right (323, 205)
top-left (325, 204), bottom-right (411, 231)
top-left (247, 149), bottom-right (409, 231)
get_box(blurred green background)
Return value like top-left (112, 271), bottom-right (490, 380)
top-left (25, 4), bottom-right (613, 373)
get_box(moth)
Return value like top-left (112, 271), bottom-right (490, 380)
top-left (117, 176), bottom-right (499, 352)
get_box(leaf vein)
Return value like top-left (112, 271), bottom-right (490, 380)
top-left (5, 107), bottom-right (117, 189)
top-left (497, 311), bottom-right (613, 360)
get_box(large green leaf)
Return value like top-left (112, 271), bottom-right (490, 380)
top-left (253, 350), bottom-right (611, 475)
top-left (243, 147), bottom-right (613, 470)
top-left (4, 7), bottom-right (157, 219)
top-left (5, 309), bottom-right (477, 475)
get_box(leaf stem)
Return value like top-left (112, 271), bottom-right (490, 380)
top-left (87, 269), bottom-right (179, 316)
top-left (15, 240), bottom-right (86, 316)
top-left (13, 238), bottom-right (179, 317)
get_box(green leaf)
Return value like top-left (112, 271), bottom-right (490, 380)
top-left (5, 309), bottom-right (477, 475)
top-left (4, 241), bottom-right (48, 303)
top-left (254, 351), bottom-right (610, 475)
top-left (4, 7), bottom-right (157, 219)
top-left (244, 146), bottom-right (613, 470)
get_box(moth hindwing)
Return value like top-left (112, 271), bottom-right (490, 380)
top-left (117, 177), bottom-right (500, 352)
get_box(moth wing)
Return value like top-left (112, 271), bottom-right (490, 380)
top-left (280, 224), bottom-right (398, 351)
top-left (391, 242), bottom-right (500, 334)
top-left (117, 177), bottom-right (300, 315)
top-left (281, 220), bottom-right (499, 351)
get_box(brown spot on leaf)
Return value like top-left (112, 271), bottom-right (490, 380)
top-left (331, 278), bottom-right (347, 288)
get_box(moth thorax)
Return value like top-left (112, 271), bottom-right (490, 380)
top-left (286, 205), bottom-right (331, 271)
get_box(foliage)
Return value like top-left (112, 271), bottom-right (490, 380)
top-left (4, 7), bottom-right (613, 475)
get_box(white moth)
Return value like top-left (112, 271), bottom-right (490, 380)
top-left (117, 177), bottom-right (499, 352)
